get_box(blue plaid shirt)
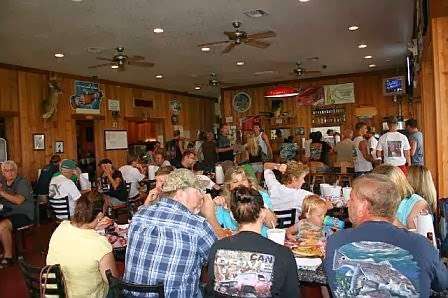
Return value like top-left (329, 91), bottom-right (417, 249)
top-left (124, 198), bottom-right (217, 297)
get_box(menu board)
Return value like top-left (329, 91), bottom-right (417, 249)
top-left (104, 130), bottom-right (128, 150)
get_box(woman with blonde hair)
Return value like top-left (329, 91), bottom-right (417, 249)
top-left (243, 132), bottom-right (264, 181)
top-left (214, 166), bottom-right (276, 237)
top-left (407, 165), bottom-right (437, 214)
top-left (372, 164), bottom-right (428, 229)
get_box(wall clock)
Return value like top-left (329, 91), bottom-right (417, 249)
top-left (232, 92), bottom-right (251, 113)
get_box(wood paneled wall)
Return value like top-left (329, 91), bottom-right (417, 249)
top-left (0, 65), bottom-right (214, 180)
top-left (222, 70), bottom-right (418, 137)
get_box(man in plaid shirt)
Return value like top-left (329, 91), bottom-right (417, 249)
top-left (124, 169), bottom-right (217, 297)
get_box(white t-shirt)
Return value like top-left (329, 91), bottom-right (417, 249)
top-left (263, 169), bottom-right (313, 219)
top-left (368, 136), bottom-right (379, 159)
top-left (119, 165), bottom-right (145, 198)
top-left (376, 131), bottom-right (410, 166)
top-left (353, 136), bottom-right (373, 172)
top-left (49, 175), bottom-right (81, 219)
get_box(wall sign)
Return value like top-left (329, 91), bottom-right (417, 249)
top-left (108, 99), bottom-right (120, 111)
top-left (70, 80), bottom-right (103, 114)
top-left (324, 83), bottom-right (355, 105)
top-left (104, 130), bottom-right (128, 150)
top-left (232, 92), bottom-right (251, 113)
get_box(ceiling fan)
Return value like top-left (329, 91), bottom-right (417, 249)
top-left (198, 21), bottom-right (276, 54)
top-left (88, 47), bottom-right (154, 70)
top-left (292, 62), bottom-right (321, 77)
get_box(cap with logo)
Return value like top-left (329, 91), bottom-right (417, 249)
top-left (60, 159), bottom-right (78, 170)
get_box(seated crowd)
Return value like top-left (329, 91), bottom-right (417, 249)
top-left (0, 119), bottom-right (447, 297)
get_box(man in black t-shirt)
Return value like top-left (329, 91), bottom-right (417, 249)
top-left (216, 124), bottom-right (234, 162)
top-left (34, 155), bottom-right (61, 196)
top-left (166, 130), bottom-right (184, 168)
top-left (207, 187), bottom-right (299, 297)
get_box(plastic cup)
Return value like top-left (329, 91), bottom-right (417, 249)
top-left (342, 187), bottom-right (352, 202)
top-left (267, 228), bottom-right (286, 245)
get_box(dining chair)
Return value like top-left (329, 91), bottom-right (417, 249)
top-left (18, 256), bottom-right (66, 298)
top-left (106, 269), bottom-right (165, 298)
top-left (274, 208), bottom-right (297, 229)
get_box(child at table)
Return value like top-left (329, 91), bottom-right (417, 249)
top-left (286, 195), bottom-right (328, 245)
top-left (286, 194), bottom-right (331, 298)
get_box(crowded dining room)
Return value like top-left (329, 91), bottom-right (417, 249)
top-left (1, 0), bottom-right (448, 297)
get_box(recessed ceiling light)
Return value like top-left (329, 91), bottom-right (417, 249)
top-left (236, 61), bottom-right (245, 66)
top-left (299, 0), bottom-right (310, 2)
top-left (71, 0), bottom-right (83, 2)
top-left (358, 44), bottom-right (367, 49)
top-left (243, 9), bottom-right (269, 18)
top-left (363, 55), bottom-right (373, 59)
top-left (111, 64), bottom-right (119, 69)
top-left (155, 74), bottom-right (163, 79)
top-left (54, 53), bottom-right (64, 58)
top-left (386, 59), bottom-right (391, 62)
top-left (369, 64), bottom-right (376, 68)
top-left (348, 25), bottom-right (359, 31)
top-left (153, 28), bottom-right (164, 34)
top-left (201, 47), bottom-right (211, 52)
top-left (194, 86), bottom-right (201, 90)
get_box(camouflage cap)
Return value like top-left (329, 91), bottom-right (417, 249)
top-left (162, 168), bottom-right (209, 192)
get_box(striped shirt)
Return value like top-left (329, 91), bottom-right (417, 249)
top-left (124, 198), bottom-right (217, 297)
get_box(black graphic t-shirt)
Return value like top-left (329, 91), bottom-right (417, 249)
top-left (206, 231), bottom-right (299, 297)
top-left (324, 221), bottom-right (448, 298)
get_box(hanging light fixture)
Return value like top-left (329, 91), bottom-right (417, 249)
top-left (264, 86), bottom-right (300, 98)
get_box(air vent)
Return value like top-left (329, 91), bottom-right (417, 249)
top-left (244, 9), bottom-right (269, 18)
top-left (134, 98), bottom-right (154, 109)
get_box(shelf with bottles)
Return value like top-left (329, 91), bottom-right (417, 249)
top-left (311, 105), bottom-right (346, 127)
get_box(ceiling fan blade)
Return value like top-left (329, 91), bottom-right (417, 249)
top-left (128, 61), bottom-right (155, 67)
top-left (224, 31), bottom-right (237, 39)
top-left (304, 70), bottom-right (321, 74)
top-left (128, 55), bottom-right (145, 61)
top-left (96, 57), bottom-right (114, 62)
top-left (118, 65), bottom-right (126, 72)
top-left (245, 39), bottom-right (270, 49)
top-left (222, 43), bottom-right (236, 54)
top-left (198, 40), bottom-right (231, 47)
top-left (88, 63), bottom-right (114, 69)
top-left (246, 31), bottom-right (276, 39)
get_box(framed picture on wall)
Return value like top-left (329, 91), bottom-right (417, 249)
top-left (55, 141), bottom-right (64, 154)
top-left (104, 130), bottom-right (128, 150)
top-left (33, 134), bottom-right (45, 150)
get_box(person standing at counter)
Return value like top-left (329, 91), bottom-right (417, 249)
top-left (376, 117), bottom-right (411, 173)
top-left (166, 130), bottom-right (184, 168)
top-left (353, 122), bottom-right (373, 175)
top-left (199, 131), bottom-right (217, 172)
top-left (253, 124), bottom-right (272, 161)
top-left (406, 119), bottom-right (424, 166)
top-left (216, 124), bottom-right (234, 162)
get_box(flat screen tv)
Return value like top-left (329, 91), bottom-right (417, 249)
top-left (383, 76), bottom-right (405, 96)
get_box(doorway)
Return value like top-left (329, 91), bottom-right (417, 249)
top-left (127, 119), bottom-right (164, 158)
top-left (76, 120), bottom-right (96, 181)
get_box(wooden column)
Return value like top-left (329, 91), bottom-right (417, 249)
top-left (421, 15), bottom-right (448, 197)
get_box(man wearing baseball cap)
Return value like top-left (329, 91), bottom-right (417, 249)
top-left (376, 116), bottom-right (411, 173)
top-left (124, 169), bottom-right (217, 297)
top-left (48, 159), bottom-right (82, 219)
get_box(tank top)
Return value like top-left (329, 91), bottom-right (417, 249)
top-left (396, 194), bottom-right (425, 226)
top-left (257, 132), bottom-right (268, 156)
top-left (353, 136), bottom-right (373, 172)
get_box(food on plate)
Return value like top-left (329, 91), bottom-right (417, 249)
top-left (292, 245), bottom-right (323, 257)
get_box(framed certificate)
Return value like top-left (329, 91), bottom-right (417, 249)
top-left (104, 130), bottom-right (128, 150)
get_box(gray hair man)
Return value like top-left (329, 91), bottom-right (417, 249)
top-left (324, 174), bottom-right (448, 297)
top-left (0, 160), bottom-right (34, 267)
